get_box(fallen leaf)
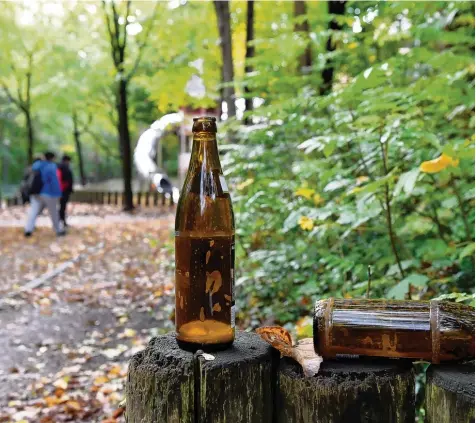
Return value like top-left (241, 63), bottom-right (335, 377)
top-left (112, 406), bottom-right (125, 418)
top-left (53, 377), bottom-right (69, 390)
top-left (94, 375), bottom-right (109, 385)
top-left (292, 338), bottom-right (323, 377)
top-left (256, 327), bottom-right (322, 377)
top-left (65, 400), bottom-right (82, 412)
top-left (122, 328), bottom-right (137, 338)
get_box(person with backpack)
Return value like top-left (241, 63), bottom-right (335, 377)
top-left (20, 156), bottom-right (43, 204)
top-left (24, 152), bottom-right (65, 237)
top-left (57, 155), bottom-right (74, 227)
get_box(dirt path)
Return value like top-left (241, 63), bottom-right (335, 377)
top-left (0, 205), bottom-right (176, 422)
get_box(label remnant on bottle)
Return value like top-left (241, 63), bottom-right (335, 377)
top-left (219, 175), bottom-right (229, 193)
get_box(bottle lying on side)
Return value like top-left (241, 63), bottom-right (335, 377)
top-left (314, 298), bottom-right (474, 363)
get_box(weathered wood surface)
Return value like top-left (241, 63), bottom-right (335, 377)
top-left (277, 358), bottom-right (415, 423)
top-left (425, 362), bottom-right (475, 423)
top-left (126, 331), bottom-right (275, 423)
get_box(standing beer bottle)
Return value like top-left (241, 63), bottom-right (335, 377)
top-left (175, 117), bottom-right (235, 351)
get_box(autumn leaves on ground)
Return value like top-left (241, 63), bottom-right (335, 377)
top-left (0, 204), bottom-right (175, 423)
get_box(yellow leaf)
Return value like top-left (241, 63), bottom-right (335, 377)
top-left (420, 153), bottom-right (459, 173)
top-left (65, 400), bottom-right (81, 411)
top-left (53, 377), bottom-right (69, 390)
top-left (294, 188), bottom-right (315, 199)
top-left (298, 216), bottom-right (314, 231)
top-left (123, 328), bottom-right (137, 338)
top-left (369, 55), bottom-right (376, 63)
top-left (348, 42), bottom-right (358, 49)
top-left (237, 178), bottom-right (254, 190)
top-left (94, 375), bottom-right (109, 385)
top-left (313, 194), bottom-right (324, 206)
top-left (356, 175), bottom-right (369, 185)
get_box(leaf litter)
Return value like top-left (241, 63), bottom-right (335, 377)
top-left (0, 205), bottom-right (176, 422)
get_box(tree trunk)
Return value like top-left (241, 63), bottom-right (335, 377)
top-left (426, 362), bottom-right (475, 423)
top-left (294, 1), bottom-right (312, 73)
top-left (117, 79), bottom-right (134, 211)
top-left (126, 331), bottom-right (276, 423)
top-left (244, 0), bottom-right (255, 125)
top-left (25, 109), bottom-right (34, 165)
top-left (277, 358), bottom-right (415, 423)
top-left (214, 0), bottom-right (236, 119)
top-left (320, 0), bottom-right (346, 95)
top-left (72, 112), bottom-right (87, 186)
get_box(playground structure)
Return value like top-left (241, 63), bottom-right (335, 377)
top-left (133, 107), bottom-right (219, 202)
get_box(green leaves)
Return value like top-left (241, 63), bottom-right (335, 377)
top-left (393, 169), bottom-right (420, 197)
top-left (388, 274), bottom-right (430, 299)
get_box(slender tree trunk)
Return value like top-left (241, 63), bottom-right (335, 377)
top-left (214, 0), bottom-right (236, 119)
top-left (244, 0), bottom-right (255, 125)
top-left (117, 78), bottom-right (134, 211)
top-left (294, 1), bottom-right (312, 73)
top-left (72, 112), bottom-right (87, 186)
top-left (24, 109), bottom-right (34, 165)
top-left (320, 0), bottom-right (346, 95)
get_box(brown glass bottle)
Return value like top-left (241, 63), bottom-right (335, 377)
top-left (175, 117), bottom-right (235, 352)
top-left (314, 298), bottom-right (474, 363)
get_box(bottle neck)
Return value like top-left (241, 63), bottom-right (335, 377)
top-left (189, 131), bottom-right (222, 172)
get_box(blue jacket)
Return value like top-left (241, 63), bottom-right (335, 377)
top-left (32, 160), bottom-right (62, 198)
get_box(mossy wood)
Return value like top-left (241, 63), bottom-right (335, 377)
top-left (126, 331), bottom-right (275, 423)
top-left (425, 362), bottom-right (475, 423)
top-left (276, 358), bottom-right (415, 423)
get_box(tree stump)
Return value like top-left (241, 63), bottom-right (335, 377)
top-left (425, 362), bottom-right (475, 423)
top-left (126, 331), bottom-right (275, 423)
top-left (276, 358), bottom-right (415, 423)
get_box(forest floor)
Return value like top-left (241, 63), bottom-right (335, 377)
top-left (0, 204), bottom-right (176, 423)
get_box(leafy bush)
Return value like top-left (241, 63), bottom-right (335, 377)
top-left (225, 1), bottom-right (475, 326)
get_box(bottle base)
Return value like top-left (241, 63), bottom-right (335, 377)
top-left (176, 338), bottom-right (234, 353)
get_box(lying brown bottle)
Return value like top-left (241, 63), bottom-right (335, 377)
top-left (314, 298), bottom-right (475, 363)
top-left (175, 117), bottom-right (235, 352)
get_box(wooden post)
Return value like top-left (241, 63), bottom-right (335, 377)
top-left (144, 192), bottom-right (150, 207)
top-left (153, 192), bottom-right (159, 207)
top-left (107, 192), bottom-right (112, 205)
top-left (276, 358), bottom-right (415, 423)
top-left (137, 192), bottom-right (142, 207)
top-left (126, 331), bottom-right (275, 423)
top-left (114, 192), bottom-right (119, 205)
top-left (426, 362), bottom-right (475, 423)
top-left (161, 193), bottom-right (166, 206)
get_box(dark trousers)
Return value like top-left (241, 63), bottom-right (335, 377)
top-left (59, 191), bottom-right (71, 223)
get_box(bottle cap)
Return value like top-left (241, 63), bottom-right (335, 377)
top-left (192, 116), bottom-right (217, 133)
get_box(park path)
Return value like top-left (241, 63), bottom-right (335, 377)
top-left (0, 205), bottom-right (176, 423)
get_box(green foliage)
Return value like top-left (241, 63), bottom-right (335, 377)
top-left (225, 1), bottom-right (475, 325)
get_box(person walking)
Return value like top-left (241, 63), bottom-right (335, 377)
top-left (57, 155), bottom-right (74, 227)
top-left (24, 152), bottom-right (65, 237)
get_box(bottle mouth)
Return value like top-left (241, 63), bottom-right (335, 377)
top-left (193, 116), bottom-right (216, 122)
top-left (192, 116), bottom-right (217, 133)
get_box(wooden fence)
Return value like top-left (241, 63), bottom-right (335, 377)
top-left (2, 190), bottom-right (175, 208)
